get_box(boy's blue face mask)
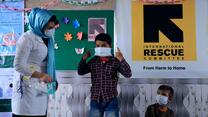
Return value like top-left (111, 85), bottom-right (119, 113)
top-left (156, 94), bottom-right (169, 106)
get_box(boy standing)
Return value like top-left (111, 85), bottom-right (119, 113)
top-left (78, 33), bottom-right (132, 117)
top-left (145, 85), bottom-right (175, 117)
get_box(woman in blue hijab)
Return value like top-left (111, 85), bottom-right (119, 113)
top-left (12, 8), bottom-right (58, 117)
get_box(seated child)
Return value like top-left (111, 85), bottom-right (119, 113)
top-left (145, 85), bottom-right (174, 117)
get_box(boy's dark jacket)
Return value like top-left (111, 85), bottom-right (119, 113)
top-left (145, 103), bottom-right (174, 117)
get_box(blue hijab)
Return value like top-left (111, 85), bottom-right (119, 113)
top-left (28, 8), bottom-right (56, 82)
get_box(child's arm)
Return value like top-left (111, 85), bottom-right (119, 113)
top-left (77, 51), bottom-right (91, 75)
top-left (118, 59), bottom-right (132, 78)
top-left (170, 109), bottom-right (175, 117)
top-left (116, 48), bottom-right (132, 78)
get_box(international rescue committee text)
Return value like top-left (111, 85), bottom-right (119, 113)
top-left (143, 44), bottom-right (184, 61)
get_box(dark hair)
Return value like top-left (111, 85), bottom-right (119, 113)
top-left (49, 15), bottom-right (59, 25)
top-left (95, 33), bottom-right (112, 46)
top-left (158, 85), bottom-right (174, 97)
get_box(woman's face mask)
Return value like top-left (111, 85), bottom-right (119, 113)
top-left (94, 47), bottom-right (112, 57)
top-left (156, 94), bottom-right (169, 106)
top-left (45, 28), bottom-right (55, 38)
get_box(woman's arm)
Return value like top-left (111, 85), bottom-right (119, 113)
top-left (14, 35), bottom-right (52, 82)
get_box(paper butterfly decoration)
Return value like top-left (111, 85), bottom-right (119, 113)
top-left (75, 48), bottom-right (84, 54)
top-left (24, 13), bottom-right (29, 25)
top-left (62, 17), bottom-right (70, 24)
top-left (77, 32), bottom-right (83, 40)
top-left (54, 43), bottom-right (58, 49)
top-left (73, 19), bottom-right (80, 29)
top-left (55, 24), bottom-right (60, 29)
top-left (64, 32), bottom-right (72, 41)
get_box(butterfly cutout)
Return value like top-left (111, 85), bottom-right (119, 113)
top-left (77, 32), bottom-right (83, 40)
top-left (55, 24), bottom-right (60, 29)
top-left (73, 19), bottom-right (80, 29)
top-left (75, 48), bottom-right (84, 54)
top-left (54, 43), bottom-right (58, 49)
top-left (62, 17), bottom-right (70, 24)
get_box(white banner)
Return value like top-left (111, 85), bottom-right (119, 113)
top-left (115, 0), bottom-right (208, 78)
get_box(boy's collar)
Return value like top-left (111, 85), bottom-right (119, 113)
top-left (157, 103), bottom-right (168, 112)
top-left (94, 56), bottom-right (114, 63)
top-left (100, 56), bottom-right (111, 63)
top-left (159, 106), bottom-right (168, 112)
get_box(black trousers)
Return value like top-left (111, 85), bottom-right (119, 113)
top-left (12, 114), bottom-right (46, 117)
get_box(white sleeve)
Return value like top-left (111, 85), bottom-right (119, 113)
top-left (14, 35), bottom-right (34, 77)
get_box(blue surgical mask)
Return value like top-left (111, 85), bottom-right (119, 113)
top-left (156, 94), bottom-right (168, 106)
top-left (94, 47), bottom-right (112, 57)
top-left (45, 28), bottom-right (55, 38)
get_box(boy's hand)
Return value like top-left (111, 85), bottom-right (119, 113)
top-left (82, 51), bottom-right (91, 60)
top-left (116, 48), bottom-right (124, 61)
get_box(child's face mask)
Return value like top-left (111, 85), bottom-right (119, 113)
top-left (156, 94), bottom-right (169, 106)
top-left (45, 28), bottom-right (55, 38)
top-left (94, 47), bottom-right (112, 57)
